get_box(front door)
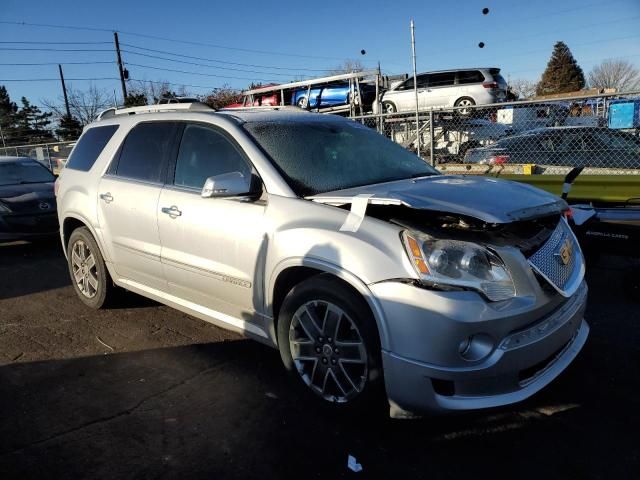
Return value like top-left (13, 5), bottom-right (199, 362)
top-left (97, 121), bottom-right (180, 291)
top-left (157, 123), bottom-right (269, 328)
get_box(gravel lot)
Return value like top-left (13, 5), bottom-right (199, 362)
top-left (0, 241), bottom-right (638, 479)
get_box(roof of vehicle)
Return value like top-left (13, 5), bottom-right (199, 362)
top-left (416, 67), bottom-right (500, 75)
top-left (513, 126), bottom-right (617, 136)
top-left (216, 108), bottom-right (341, 124)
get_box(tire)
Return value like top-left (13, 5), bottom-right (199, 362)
top-left (297, 97), bottom-right (309, 109)
top-left (454, 96), bottom-right (476, 116)
top-left (382, 101), bottom-right (396, 114)
top-left (67, 226), bottom-right (114, 309)
top-left (277, 274), bottom-right (383, 410)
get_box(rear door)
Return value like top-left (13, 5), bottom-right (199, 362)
top-left (157, 122), bottom-right (269, 327)
top-left (97, 121), bottom-right (180, 291)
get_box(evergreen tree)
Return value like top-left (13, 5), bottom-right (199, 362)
top-left (14, 97), bottom-right (55, 144)
top-left (536, 42), bottom-right (586, 95)
top-left (56, 114), bottom-right (83, 141)
top-left (124, 92), bottom-right (148, 107)
top-left (0, 85), bottom-right (19, 146)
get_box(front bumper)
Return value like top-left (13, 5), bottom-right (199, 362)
top-left (372, 280), bottom-right (588, 417)
top-left (0, 213), bottom-right (59, 241)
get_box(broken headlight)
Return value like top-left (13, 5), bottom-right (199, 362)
top-left (402, 231), bottom-right (516, 301)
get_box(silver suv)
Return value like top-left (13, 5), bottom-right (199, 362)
top-left (381, 68), bottom-right (508, 114)
top-left (56, 103), bottom-right (588, 417)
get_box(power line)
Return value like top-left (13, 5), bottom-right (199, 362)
top-left (0, 47), bottom-right (113, 52)
top-left (121, 43), bottom-right (339, 72)
top-left (0, 20), bottom-right (344, 60)
top-left (0, 61), bottom-right (115, 66)
top-left (0, 77), bottom-right (120, 82)
top-left (128, 78), bottom-right (224, 91)
top-left (126, 62), bottom-right (282, 83)
top-left (122, 42), bottom-right (340, 72)
top-left (123, 51), bottom-right (313, 78)
top-left (0, 40), bottom-right (111, 45)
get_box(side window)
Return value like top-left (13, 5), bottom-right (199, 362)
top-left (114, 122), bottom-right (178, 183)
top-left (457, 70), bottom-right (485, 84)
top-left (173, 124), bottom-right (251, 190)
top-left (397, 77), bottom-right (414, 91)
top-left (428, 72), bottom-right (455, 88)
top-left (66, 125), bottom-right (118, 171)
top-left (416, 74), bottom-right (430, 88)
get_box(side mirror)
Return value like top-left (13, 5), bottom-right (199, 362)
top-left (201, 171), bottom-right (255, 198)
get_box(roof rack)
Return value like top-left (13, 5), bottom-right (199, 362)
top-left (96, 102), bottom-right (213, 121)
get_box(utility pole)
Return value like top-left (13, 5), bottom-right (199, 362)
top-left (58, 64), bottom-right (71, 118)
top-left (410, 19), bottom-right (420, 157)
top-left (114, 32), bottom-right (127, 102)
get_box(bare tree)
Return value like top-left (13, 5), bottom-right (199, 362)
top-left (43, 84), bottom-right (113, 126)
top-left (202, 85), bottom-right (241, 109)
top-left (508, 78), bottom-right (538, 100)
top-left (588, 59), bottom-right (640, 92)
top-left (328, 59), bottom-right (365, 75)
top-left (127, 80), bottom-right (192, 104)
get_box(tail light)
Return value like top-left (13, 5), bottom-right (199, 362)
top-left (482, 81), bottom-right (498, 89)
top-left (563, 208), bottom-right (574, 221)
top-left (491, 155), bottom-right (510, 165)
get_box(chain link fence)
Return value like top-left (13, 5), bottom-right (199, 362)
top-left (0, 141), bottom-right (76, 175)
top-left (354, 91), bottom-right (640, 176)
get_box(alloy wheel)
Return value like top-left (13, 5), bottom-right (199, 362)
top-left (289, 300), bottom-right (368, 403)
top-left (71, 240), bottom-right (99, 298)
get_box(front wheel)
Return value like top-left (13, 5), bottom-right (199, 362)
top-left (382, 101), bottom-right (397, 114)
top-left (277, 275), bottom-right (382, 407)
top-left (67, 227), bottom-right (114, 309)
top-left (296, 97), bottom-right (309, 109)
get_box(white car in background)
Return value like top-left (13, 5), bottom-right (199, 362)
top-left (380, 68), bottom-right (508, 114)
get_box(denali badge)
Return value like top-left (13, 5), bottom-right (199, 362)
top-left (38, 202), bottom-right (51, 210)
top-left (556, 237), bottom-right (573, 266)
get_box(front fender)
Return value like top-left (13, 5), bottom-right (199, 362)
top-left (268, 256), bottom-right (391, 351)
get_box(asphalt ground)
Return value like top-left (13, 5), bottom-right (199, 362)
top-left (0, 241), bottom-right (638, 479)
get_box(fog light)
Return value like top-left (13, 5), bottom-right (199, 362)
top-left (458, 334), bottom-right (495, 361)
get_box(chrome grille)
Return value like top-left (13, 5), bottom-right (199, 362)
top-left (528, 219), bottom-right (582, 295)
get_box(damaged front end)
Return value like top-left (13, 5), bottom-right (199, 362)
top-left (310, 175), bottom-right (583, 301)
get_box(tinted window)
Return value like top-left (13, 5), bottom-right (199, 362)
top-left (115, 122), bottom-right (177, 183)
top-left (66, 125), bottom-right (118, 172)
top-left (428, 72), bottom-right (455, 87)
top-left (457, 70), bottom-right (485, 84)
top-left (174, 124), bottom-right (251, 190)
top-left (0, 159), bottom-right (55, 186)
top-left (244, 119), bottom-right (438, 196)
top-left (397, 78), bottom-right (414, 91)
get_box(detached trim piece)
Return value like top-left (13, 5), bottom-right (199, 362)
top-left (339, 194), bottom-right (374, 232)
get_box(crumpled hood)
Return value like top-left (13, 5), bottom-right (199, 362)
top-left (309, 175), bottom-right (567, 224)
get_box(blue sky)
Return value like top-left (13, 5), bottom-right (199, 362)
top-left (1, 0), bottom-right (639, 108)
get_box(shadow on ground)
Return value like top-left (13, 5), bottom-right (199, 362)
top-left (0, 244), bottom-right (638, 479)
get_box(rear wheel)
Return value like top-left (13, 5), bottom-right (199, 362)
top-left (277, 275), bottom-right (383, 408)
top-left (67, 227), bottom-right (114, 309)
top-left (297, 97), bottom-right (309, 109)
top-left (454, 96), bottom-right (476, 116)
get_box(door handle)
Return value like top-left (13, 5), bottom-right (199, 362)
top-left (161, 206), bottom-right (182, 218)
top-left (99, 192), bottom-right (113, 203)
